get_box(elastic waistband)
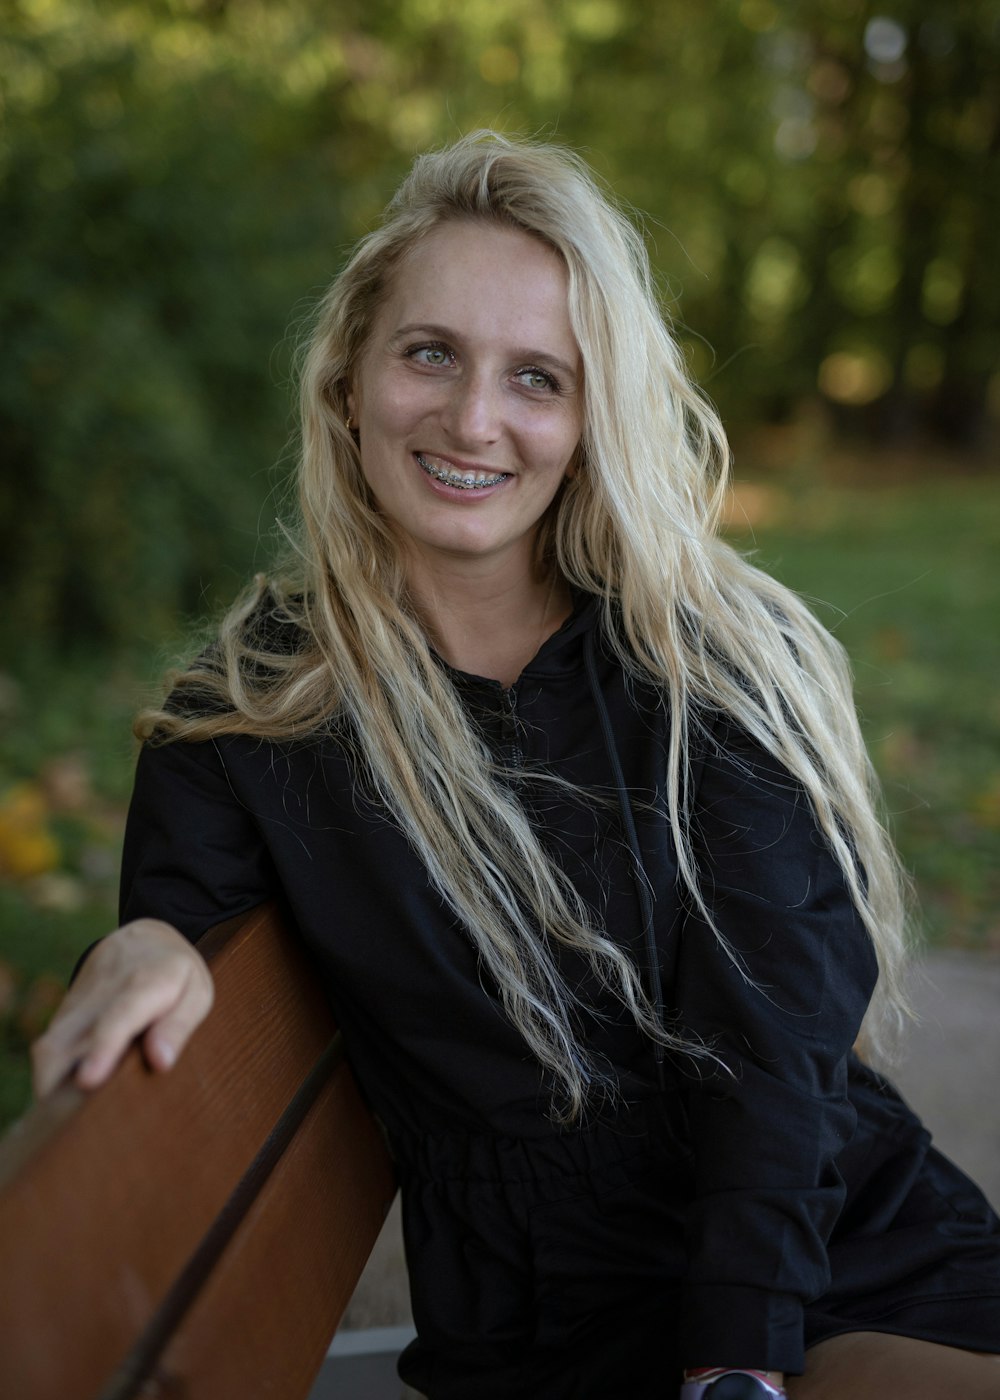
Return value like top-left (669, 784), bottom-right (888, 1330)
top-left (385, 1097), bottom-right (688, 1185)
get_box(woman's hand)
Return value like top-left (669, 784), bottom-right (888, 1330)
top-left (30, 919), bottom-right (214, 1098)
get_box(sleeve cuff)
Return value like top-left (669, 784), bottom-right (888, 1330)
top-left (69, 939), bottom-right (103, 984)
top-left (680, 1283), bottom-right (805, 1374)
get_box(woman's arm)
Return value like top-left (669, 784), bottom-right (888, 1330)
top-left (675, 714), bottom-right (878, 1378)
top-left (33, 731), bottom-right (277, 1096)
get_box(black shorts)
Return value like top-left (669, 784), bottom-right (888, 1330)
top-left (391, 1071), bottom-right (1000, 1399)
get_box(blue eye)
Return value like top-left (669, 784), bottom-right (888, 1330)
top-left (408, 343), bottom-right (454, 367)
top-left (515, 366), bottom-right (559, 392)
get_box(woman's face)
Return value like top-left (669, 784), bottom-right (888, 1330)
top-left (346, 220), bottom-right (583, 580)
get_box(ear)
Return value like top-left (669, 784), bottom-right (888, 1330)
top-left (345, 383), bottom-right (358, 420)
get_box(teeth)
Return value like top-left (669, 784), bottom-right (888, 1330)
top-left (416, 454), bottom-right (507, 490)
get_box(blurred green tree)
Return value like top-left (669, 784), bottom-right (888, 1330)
top-left (1, 0), bottom-right (996, 651)
top-left (1, 0), bottom-right (355, 651)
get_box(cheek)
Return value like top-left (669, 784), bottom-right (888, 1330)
top-left (548, 402), bottom-right (583, 479)
top-left (515, 407), bottom-right (581, 477)
top-left (360, 377), bottom-right (428, 443)
top-left (549, 423), bottom-right (582, 480)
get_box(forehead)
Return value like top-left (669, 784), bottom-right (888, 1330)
top-left (371, 220), bottom-right (578, 357)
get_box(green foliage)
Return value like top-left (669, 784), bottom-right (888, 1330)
top-left (726, 474), bottom-right (1000, 946)
top-left (2, 0), bottom-right (998, 650)
top-left (2, 472), bottom-right (998, 1131)
top-left (1, 0), bottom-right (351, 649)
top-left (2, 0), bottom-right (997, 1137)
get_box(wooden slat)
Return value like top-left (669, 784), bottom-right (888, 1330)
top-left (0, 902), bottom-right (396, 1400)
top-left (148, 1062), bottom-right (395, 1399)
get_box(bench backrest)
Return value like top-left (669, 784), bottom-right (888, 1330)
top-left (0, 902), bottom-right (397, 1400)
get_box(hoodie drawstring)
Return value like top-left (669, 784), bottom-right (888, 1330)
top-left (584, 628), bottom-right (666, 1092)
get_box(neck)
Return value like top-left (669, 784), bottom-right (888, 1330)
top-left (405, 555), bottom-right (572, 686)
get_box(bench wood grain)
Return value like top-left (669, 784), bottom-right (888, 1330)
top-left (0, 901), bottom-right (397, 1400)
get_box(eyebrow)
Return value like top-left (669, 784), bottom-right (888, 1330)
top-left (390, 323), bottom-right (580, 382)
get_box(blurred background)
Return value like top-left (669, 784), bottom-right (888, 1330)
top-left (1, 0), bottom-right (998, 1130)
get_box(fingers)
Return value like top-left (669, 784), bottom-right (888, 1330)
top-left (30, 922), bottom-right (213, 1098)
top-left (71, 966), bottom-right (194, 1090)
top-left (30, 1031), bottom-right (78, 1100)
top-left (31, 996), bottom-right (105, 1097)
top-left (141, 962), bottom-right (215, 1075)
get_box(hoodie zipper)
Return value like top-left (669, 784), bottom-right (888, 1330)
top-left (498, 685), bottom-right (525, 769)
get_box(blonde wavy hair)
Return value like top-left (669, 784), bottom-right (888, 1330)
top-left (142, 131), bottom-right (911, 1121)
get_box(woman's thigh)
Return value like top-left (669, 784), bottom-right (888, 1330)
top-left (789, 1332), bottom-right (1000, 1399)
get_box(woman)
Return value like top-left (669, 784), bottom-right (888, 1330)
top-left (32, 133), bottom-right (1000, 1398)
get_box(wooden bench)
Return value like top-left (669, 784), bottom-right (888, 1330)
top-left (0, 901), bottom-right (397, 1400)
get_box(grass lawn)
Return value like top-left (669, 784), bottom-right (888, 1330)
top-left (724, 474), bottom-right (1000, 951)
top-left (1, 471), bottom-right (998, 1130)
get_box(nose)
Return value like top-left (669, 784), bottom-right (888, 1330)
top-left (440, 369), bottom-right (502, 446)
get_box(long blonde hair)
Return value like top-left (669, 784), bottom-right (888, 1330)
top-left (142, 131), bottom-right (911, 1121)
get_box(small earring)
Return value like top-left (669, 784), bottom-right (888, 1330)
top-left (345, 414), bottom-right (355, 432)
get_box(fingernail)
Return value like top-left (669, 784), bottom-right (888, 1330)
top-left (76, 1056), bottom-right (100, 1087)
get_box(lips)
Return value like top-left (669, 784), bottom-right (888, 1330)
top-left (415, 452), bottom-right (510, 490)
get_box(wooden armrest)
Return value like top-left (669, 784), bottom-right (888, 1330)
top-left (0, 901), bottom-right (397, 1400)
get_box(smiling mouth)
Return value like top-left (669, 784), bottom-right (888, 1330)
top-left (415, 453), bottom-right (510, 490)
